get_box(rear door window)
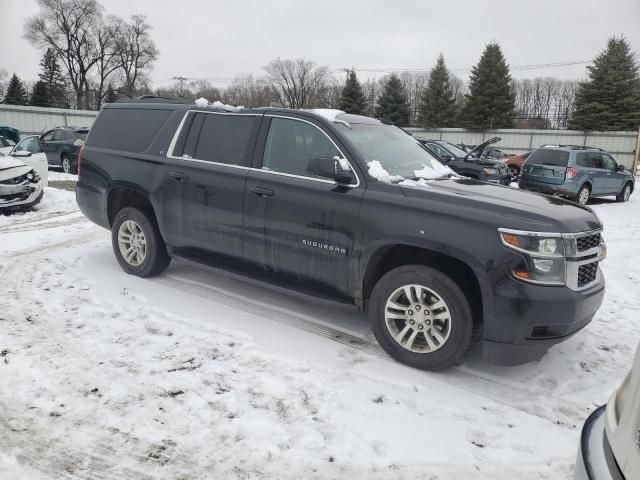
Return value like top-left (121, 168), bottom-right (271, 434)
top-left (52, 129), bottom-right (64, 141)
top-left (527, 149), bottom-right (570, 167)
top-left (187, 113), bottom-right (257, 166)
top-left (576, 152), bottom-right (603, 169)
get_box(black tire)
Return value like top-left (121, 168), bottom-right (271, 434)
top-left (111, 206), bottom-right (171, 277)
top-left (61, 154), bottom-right (76, 174)
top-left (616, 182), bottom-right (632, 203)
top-left (575, 184), bottom-right (591, 205)
top-left (369, 265), bottom-right (473, 371)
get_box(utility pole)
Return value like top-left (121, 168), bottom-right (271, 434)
top-left (633, 126), bottom-right (640, 175)
top-left (171, 76), bottom-right (189, 98)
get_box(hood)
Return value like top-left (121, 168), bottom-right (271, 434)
top-left (464, 136), bottom-right (501, 160)
top-left (0, 156), bottom-right (32, 182)
top-left (399, 178), bottom-right (602, 233)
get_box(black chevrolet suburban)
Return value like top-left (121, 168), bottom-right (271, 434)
top-left (76, 99), bottom-right (606, 370)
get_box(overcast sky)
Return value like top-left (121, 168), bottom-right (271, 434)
top-left (2, 0), bottom-right (640, 89)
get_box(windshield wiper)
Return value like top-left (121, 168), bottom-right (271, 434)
top-left (405, 173), bottom-right (453, 182)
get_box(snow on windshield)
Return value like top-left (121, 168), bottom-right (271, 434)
top-left (367, 158), bottom-right (454, 184)
top-left (367, 160), bottom-right (405, 183)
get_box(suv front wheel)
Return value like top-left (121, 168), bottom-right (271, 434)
top-left (616, 182), bottom-right (632, 203)
top-left (61, 154), bottom-right (76, 174)
top-left (369, 265), bottom-right (473, 371)
top-left (111, 207), bottom-right (171, 277)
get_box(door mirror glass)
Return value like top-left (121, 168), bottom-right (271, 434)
top-left (441, 154), bottom-right (454, 162)
top-left (617, 164), bottom-right (625, 172)
top-left (307, 156), bottom-right (354, 184)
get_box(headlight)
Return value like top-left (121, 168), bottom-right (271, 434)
top-left (499, 229), bottom-right (565, 284)
top-left (482, 167), bottom-right (497, 175)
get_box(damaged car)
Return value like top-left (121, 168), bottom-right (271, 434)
top-left (0, 148), bottom-right (48, 212)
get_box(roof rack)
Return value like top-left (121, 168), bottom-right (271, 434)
top-left (540, 144), bottom-right (605, 151)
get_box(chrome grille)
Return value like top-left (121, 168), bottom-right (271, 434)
top-left (577, 262), bottom-right (599, 288)
top-left (576, 233), bottom-right (602, 252)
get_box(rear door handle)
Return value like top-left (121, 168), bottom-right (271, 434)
top-left (250, 186), bottom-right (274, 197)
top-left (169, 171), bottom-right (189, 181)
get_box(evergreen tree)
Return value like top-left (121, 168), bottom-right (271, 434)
top-left (339, 70), bottom-right (367, 114)
top-left (104, 84), bottom-right (119, 104)
top-left (569, 36), bottom-right (640, 131)
top-left (38, 48), bottom-right (68, 108)
top-left (461, 43), bottom-right (515, 129)
top-left (3, 74), bottom-right (28, 105)
top-left (375, 74), bottom-right (410, 125)
top-left (30, 80), bottom-right (49, 107)
top-left (419, 54), bottom-right (457, 127)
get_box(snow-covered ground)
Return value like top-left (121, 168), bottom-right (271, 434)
top-left (1, 186), bottom-right (638, 479)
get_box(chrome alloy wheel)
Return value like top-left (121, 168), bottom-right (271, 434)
top-left (62, 157), bottom-right (71, 173)
top-left (118, 220), bottom-right (147, 266)
top-left (384, 284), bottom-right (452, 353)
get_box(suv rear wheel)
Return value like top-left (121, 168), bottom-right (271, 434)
top-left (369, 265), bottom-right (473, 371)
top-left (576, 185), bottom-right (591, 205)
top-left (616, 182), bottom-right (632, 203)
top-left (111, 207), bottom-right (171, 277)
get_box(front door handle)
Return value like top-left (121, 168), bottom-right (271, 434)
top-left (169, 171), bottom-right (189, 181)
top-left (250, 186), bottom-right (274, 197)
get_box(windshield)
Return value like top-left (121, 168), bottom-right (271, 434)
top-left (337, 124), bottom-right (453, 181)
top-left (439, 141), bottom-right (468, 158)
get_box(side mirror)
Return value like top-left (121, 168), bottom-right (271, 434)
top-left (441, 154), bottom-right (454, 163)
top-left (308, 156), bottom-right (354, 184)
top-left (617, 164), bottom-right (625, 172)
top-left (12, 150), bottom-right (32, 158)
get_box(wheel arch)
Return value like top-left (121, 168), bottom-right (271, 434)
top-left (106, 183), bottom-right (161, 229)
top-left (360, 242), bottom-right (491, 335)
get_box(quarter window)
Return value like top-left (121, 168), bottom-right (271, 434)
top-left (262, 117), bottom-right (340, 178)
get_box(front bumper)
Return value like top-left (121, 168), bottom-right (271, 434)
top-left (575, 406), bottom-right (625, 479)
top-left (0, 178), bottom-right (44, 210)
top-left (482, 272), bottom-right (605, 366)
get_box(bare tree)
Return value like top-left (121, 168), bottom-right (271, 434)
top-left (398, 71), bottom-right (428, 125)
top-left (263, 57), bottom-right (329, 108)
top-left (223, 74), bottom-right (276, 107)
top-left (25, 0), bottom-right (104, 109)
top-left (116, 14), bottom-right (158, 97)
top-left (188, 79), bottom-right (221, 102)
top-left (361, 78), bottom-right (379, 117)
top-left (91, 15), bottom-right (123, 109)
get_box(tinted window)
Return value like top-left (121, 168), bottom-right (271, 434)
top-left (262, 117), bottom-right (340, 178)
top-left (576, 152), bottom-right (603, 169)
top-left (427, 143), bottom-right (449, 159)
top-left (52, 129), bottom-right (64, 141)
top-left (189, 114), bottom-right (256, 166)
top-left (88, 108), bottom-right (172, 152)
top-left (527, 149), bottom-right (570, 167)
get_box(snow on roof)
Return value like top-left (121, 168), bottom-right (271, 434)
top-left (194, 97), bottom-right (244, 112)
top-left (309, 109), bottom-right (346, 123)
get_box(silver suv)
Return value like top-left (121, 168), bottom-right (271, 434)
top-left (518, 146), bottom-right (635, 205)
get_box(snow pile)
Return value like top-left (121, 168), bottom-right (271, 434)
top-left (309, 109), bottom-right (346, 123)
top-left (413, 161), bottom-right (454, 180)
top-left (194, 97), bottom-right (209, 108)
top-left (366, 160), bottom-right (404, 183)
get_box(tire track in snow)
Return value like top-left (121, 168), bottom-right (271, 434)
top-left (155, 273), bottom-right (587, 429)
